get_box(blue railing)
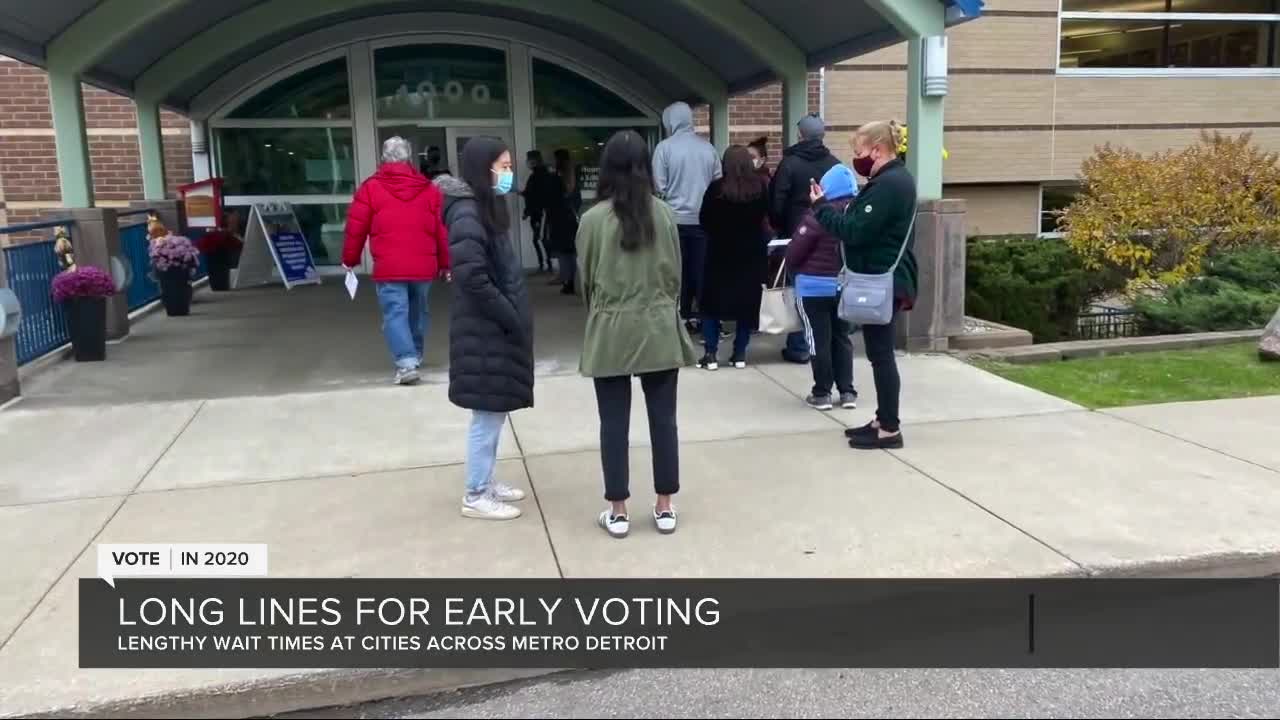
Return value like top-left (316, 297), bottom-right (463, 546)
top-left (2, 222), bottom-right (71, 365)
top-left (119, 220), bottom-right (160, 311)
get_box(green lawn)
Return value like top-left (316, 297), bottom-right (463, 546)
top-left (973, 341), bottom-right (1280, 409)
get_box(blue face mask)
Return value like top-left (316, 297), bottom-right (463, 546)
top-left (493, 170), bottom-right (514, 195)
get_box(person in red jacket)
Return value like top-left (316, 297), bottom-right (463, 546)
top-left (343, 136), bottom-right (450, 385)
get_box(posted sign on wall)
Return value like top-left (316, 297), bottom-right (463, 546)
top-left (236, 202), bottom-right (321, 290)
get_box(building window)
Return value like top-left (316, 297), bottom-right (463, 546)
top-left (373, 44), bottom-right (510, 121)
top-left (532, 59), bottom-right (645, 119)
top-left (225, 58), bottom-right (351, 120)
top-left (1040, 184), bottom-right (1080, 235)
top-left (1060, 0), bottom-right (1280, 70)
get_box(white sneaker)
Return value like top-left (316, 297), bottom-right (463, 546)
top-left (598, 510), bottom-right (630, 538)
top-left (490, 481), bottom-right (527, 502)
top-left (653, 507), bottom-right (678, 534)
top-left (462, 493), bottom-right (522, 520)
top-left (394, 367), bottom-right (420, 385)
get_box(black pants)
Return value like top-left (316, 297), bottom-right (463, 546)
top-left (528, 213), bottom-right (548, 269)
top-left (799, 295), bottom-right (855, 398)
top-left (593, 369), bottom-right (680, 502)
top-left (861, 311), bottom-right (901, 432)
top-left (678, 225), bottom-right (707, 320)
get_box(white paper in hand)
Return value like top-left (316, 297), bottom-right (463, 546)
top-left (344, 270), bottom-right (358, 300)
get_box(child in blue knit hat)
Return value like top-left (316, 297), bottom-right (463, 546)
top-left (784, 164), bottom-right (859, 411)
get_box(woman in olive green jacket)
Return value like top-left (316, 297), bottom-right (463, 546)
top-left (576, 129), bottom-right (699, 539)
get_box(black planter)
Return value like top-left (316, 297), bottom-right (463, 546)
top-left (205, 249), bottom-right (233, 291)
top-left (63, 296), bottom-right (106, 362)
top-left (159, 267), bottom-right (192, 316)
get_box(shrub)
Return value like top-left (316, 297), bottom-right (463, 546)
top-left (1133, 244), bottom-right (1280, 334)
top-left (1135, 281), bottom-right (1280, 334)
top-left (966, 235), bottom-right (1122, 343)
top-left (196, 229), bottom-right (243, 255)
top-left (149, 234), bottom-right (200, 273)
top-left (51, 266), bottom-right (115, 302)
top-left (1061, 132), bottom-right (1280, 290)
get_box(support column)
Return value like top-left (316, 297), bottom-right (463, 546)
top-left (907, 36), bottom-right (945, 200)
top-left (136, 98), bottom-right (168, 201)
top-left (897, 199), bottom-right (967, 351)
top-left (711, 96), bottom-right (731, 151)
top-left (45, 208), bottom-right (129, 340)
top-left (782, 65), bottom-right (809, 146)
top-left (47, 67), bottom-right (94, 208)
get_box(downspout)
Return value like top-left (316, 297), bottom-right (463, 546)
top-left (819, 66), bottom-right (826, 119)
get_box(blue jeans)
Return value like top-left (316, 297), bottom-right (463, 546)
top-left (375, 281), bottom-right (430, 370)
top-left (678, 225), bottom-right (708, 319)
top-left (467, 410), bottom-right (508, 497)
top-left (703, 319), bottom-right (751, 358)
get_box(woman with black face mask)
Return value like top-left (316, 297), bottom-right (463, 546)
top-left (808, 119), bottom-right (919, 450)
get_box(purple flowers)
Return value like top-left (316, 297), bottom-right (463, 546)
top-left (149, 234), bottom-right (200, 273)
top-left (51, 266), bottom-right (116, 303)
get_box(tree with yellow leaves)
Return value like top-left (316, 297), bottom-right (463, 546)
top-left (1060, 131), bottom-right (1280, 291)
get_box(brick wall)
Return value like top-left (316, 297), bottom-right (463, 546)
top-left (0, 57), bottom-right (194, 246)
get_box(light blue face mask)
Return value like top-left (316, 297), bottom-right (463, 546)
top-left (493, 170), bottom-right (514, 195)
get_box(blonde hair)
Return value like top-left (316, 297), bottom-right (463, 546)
top-left (854, 120), bottom-right (903, 155)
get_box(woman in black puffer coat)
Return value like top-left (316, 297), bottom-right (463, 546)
top-left (435, 137), bottom-right (534, 522)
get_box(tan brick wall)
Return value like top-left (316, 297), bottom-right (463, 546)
top-left (1054, 77), bottom-right (1280, 126)
top-left (949, 16), bottom-right (1059, 70)
top-left (945, 130), bottom-right (1055, 183)
top-left (945, 184), bottom-right (1041, 237)
top-left (1050, 126), bottom-right (1280, 180)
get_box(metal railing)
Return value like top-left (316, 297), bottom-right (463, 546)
top-left (2, 221), bottom-right (72, 365)
top-left (119, 219), bottom-right (159, 311)
top-left (1075, 304), bottom-right (1142, 341)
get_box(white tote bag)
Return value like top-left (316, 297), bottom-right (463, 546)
top-left (758, 259), bottom-right (803, 335)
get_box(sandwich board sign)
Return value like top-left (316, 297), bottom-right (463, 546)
top-left (235, 201), bottom-right (321, 290)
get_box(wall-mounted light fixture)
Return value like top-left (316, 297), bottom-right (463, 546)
top-left (922, 35), bottom-right (949, 97)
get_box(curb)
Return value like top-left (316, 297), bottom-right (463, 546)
top-left (12, 552), bottom-right (1280, 719)
top-left (963, 329), bottom-right (1263, 365)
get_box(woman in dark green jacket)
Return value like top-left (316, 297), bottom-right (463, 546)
top-left (808, 120), bottom-right (917, 450)
top-left (576, 130), bottom-right (699, 539)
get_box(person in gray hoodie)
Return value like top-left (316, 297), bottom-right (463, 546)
top-left (653, 101), bottom-right (722, 331)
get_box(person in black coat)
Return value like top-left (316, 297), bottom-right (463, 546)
top-left (696, 145), bottom-right (770, 370)
top-left (546, 148), bottom-right (583, 295)
top-left (435, 137), bottom-right (534, 522)
top-left (769, 114), bottom-right (839, 363)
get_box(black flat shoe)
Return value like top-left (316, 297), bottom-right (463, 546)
top-left (849, 431), bottom-right (904, 450)
top-left (844, 422), bottom-right (878, 439)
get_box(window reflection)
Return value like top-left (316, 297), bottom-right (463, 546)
top-left (374, 45), bottom-right (510, 121)
top-left (216, 128), bottom-right (355, 196)
top-left (226, 58), bottom-right (351, 120)
top-left (1061, 19), bottom-right (1278, 68)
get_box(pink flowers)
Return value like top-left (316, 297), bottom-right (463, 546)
top-left (149, 234), bottom-right (200, 273)
top-left (51, 266), bottom-right (115, 302)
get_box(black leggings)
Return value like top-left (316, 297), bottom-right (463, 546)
top-left (593, 369), bottom-right (680, 502)
top-left (861, 312), bottom-right (901, 432)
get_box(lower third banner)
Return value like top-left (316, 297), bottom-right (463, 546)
top-left (79, 579), bottom-right (1279, 669)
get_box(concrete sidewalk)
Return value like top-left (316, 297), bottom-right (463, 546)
top-left (2, 355), bottom-right (1280, 717)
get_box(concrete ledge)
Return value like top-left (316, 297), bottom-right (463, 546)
top-left (949, 318), bottom-right (1033, 351)
top-left (968, 329), bottom-right (1263, 364)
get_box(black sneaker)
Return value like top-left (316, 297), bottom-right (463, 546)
top-left (840, 392), bottom-right (858, 409)
top-left (728, 353), bottom-right (747, 369)
top-left (805, 394), bottom-right (833, 411)
top-left (849, 430), bottom-right (904, 450)
top-left (697, 353), bottom-right (719, 371)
